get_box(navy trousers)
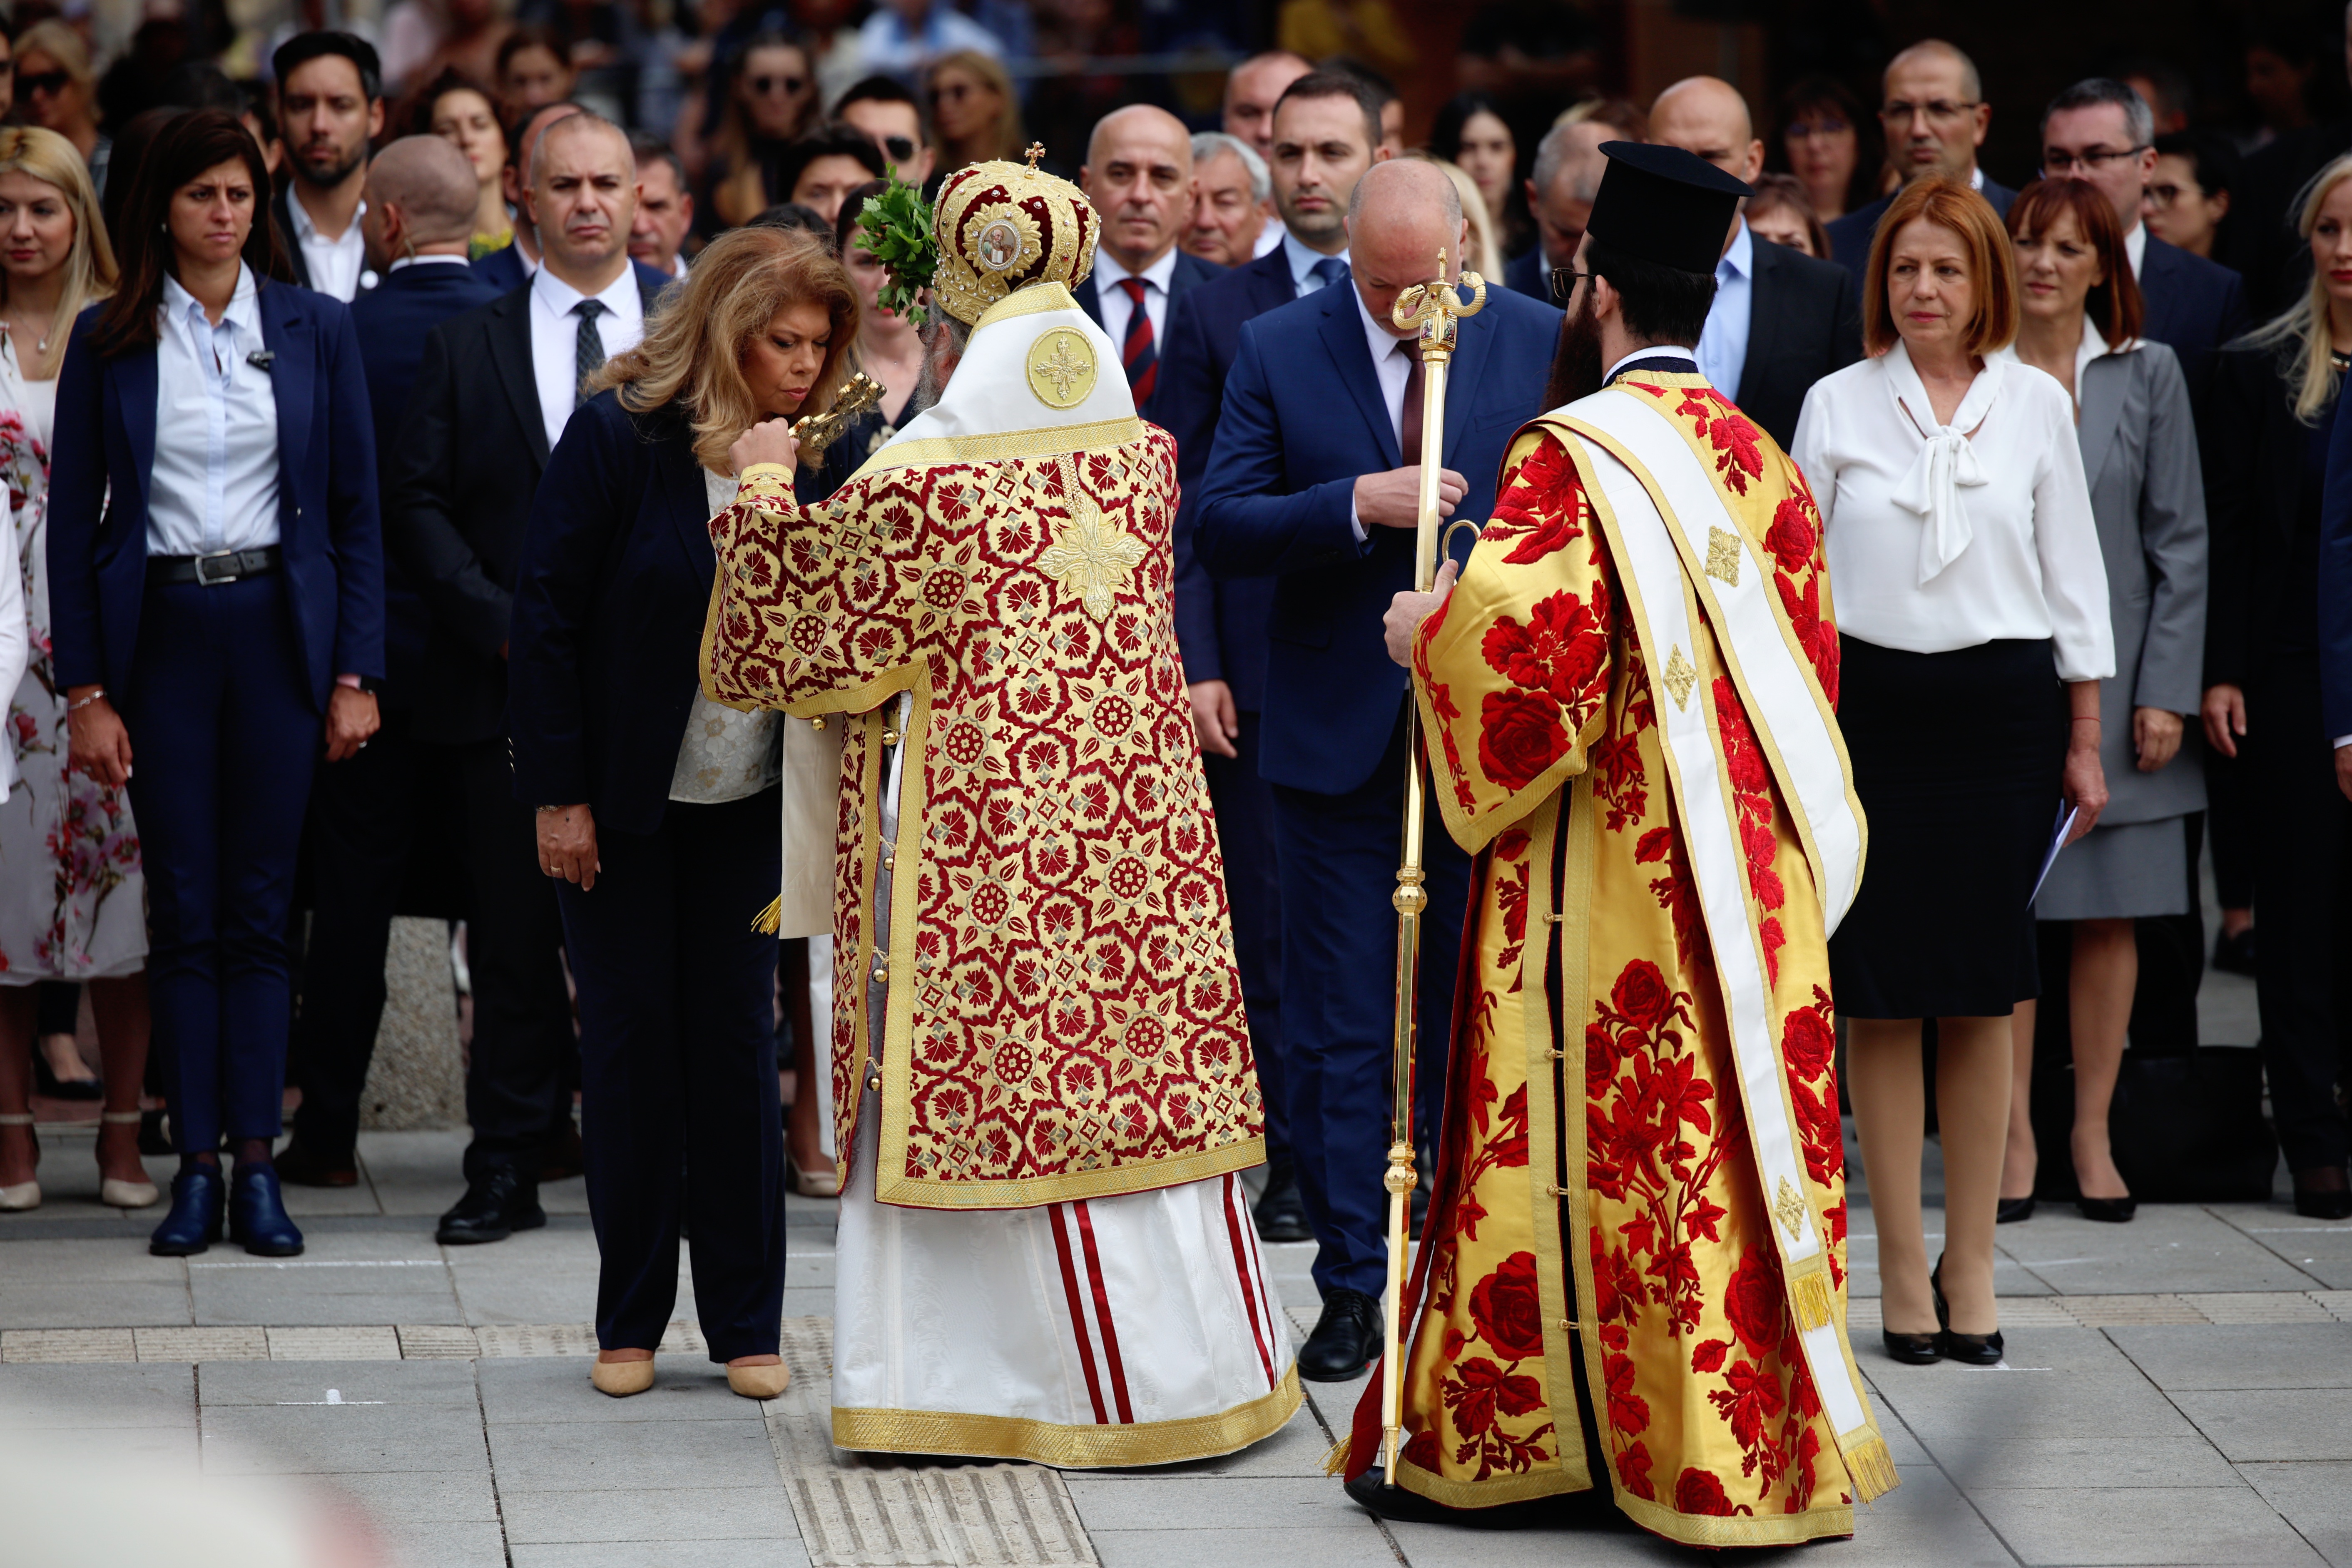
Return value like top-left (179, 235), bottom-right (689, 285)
top-left (120, 577), bottom-right (323, 1153)
top-left (1204, 710), bottom-right (1286, 1160)
top-left (1272, 710), bottom-right (1471, 1299)
top-left (557, 787), bottom-right (786, 1360)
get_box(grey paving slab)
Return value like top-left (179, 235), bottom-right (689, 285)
top-left (275, 1180), bottom-right (391, 1217)
top-left (507, 1540), bottom-right (813, 1568)
top-left (2238, 1462), bottom-right (2352, 1568)
top-left (23, 1421), bottom-right (201, 1468)
top-left (0, 1237), bottom-right (189, 1281)
top-left (486, 1416), bottom-right (783, 1492)
top-left (1933, 1434), bottom-right (2242, 1491)
top-left (780, 1286), bottom-right (831, 1319)
top-left (0, 1361), bottom-right (194, 1426)
top-left (312, 1464), bottom-right (502, 1526)
top-left (0, 1277), bottom-right (194, 1328)
top-left (1091, 1526), bottom-right (1401, 1568)
top-left (447, 1262), bottom-right (619, 1325)
top-left (353, 1130), bottom-right (470, 1216)
top-left (372, 1518), bottom-right (509, 1568)
top-left (198, 1400), bottom-right (491, 1476)
top-left (1870, 1331), bottom-right (2202, 1450)
top-left (2107, 1323), bottom-right (2352, 1390)
top-left (1991, 1206), bottom-right (2324, 1295)
top-left (476, 1354), bottom-right (766, 1425)
top-left (194, 1358), bottom-right (482, 1406)
top-left (1063, 1475), bottom-right (1389, 1533)
top-left (1971, 1483), bottom-right (2323, 1566)
top-left (1122, 1404), bottom-right (1336, 1479)
top-left (499, 1483), bottom-right (801, 1543)
top-left (2174, 1390), bottom-right (2352, 1463)
top-left (190, 1263), bottom-right (464, 1327)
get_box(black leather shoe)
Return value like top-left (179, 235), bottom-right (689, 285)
top-left (1252, 1161), bottom-right (1312, 1243)
top-left (1881, 1329), bottom-right (1941, 1365)
top-left (1298, 1287), bottom-right (1382, 1381)
top-left (2294, 1167), bottom-right (2352, 1221)
top-left (437, 1167), bottom-right (546, 1244)
top-left (1930, 1256), bottom-right (2003, 1364)
top-left (1996, 1195), bottom-right (2036, 1224)
top-left (274, 1138), bottom-right (358, 1188)
top-left (149, 1166), bottom-right (225, 1256)
top-left (2076, 1195), bottom-right (2137, 1223)
top-left (229, 1164), bottom-right (304, 1256)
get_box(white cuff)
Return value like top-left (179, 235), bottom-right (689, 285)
top-left (1349, 490), bottom-right (1368, 544)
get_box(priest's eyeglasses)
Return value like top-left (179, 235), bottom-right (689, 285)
top-left (1548, 268), bottom-right (1593, 306)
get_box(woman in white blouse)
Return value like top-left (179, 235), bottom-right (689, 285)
top-left (1792, 177), bottom-right (2113, 1368)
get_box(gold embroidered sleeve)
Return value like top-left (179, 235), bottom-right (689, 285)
top-left (1414, 429), bottom-right (1618, 852)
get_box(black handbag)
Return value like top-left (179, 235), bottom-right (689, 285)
top-left (2108, 1048), bottom-right (2279, 1202)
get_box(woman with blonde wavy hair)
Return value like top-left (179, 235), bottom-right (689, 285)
top-left (0, 124), bottom-right (152, 1214)
top-left (2201, 152), bottom-right (2352, 1222)
top-left (505, 225), bottom-right (857, 1400)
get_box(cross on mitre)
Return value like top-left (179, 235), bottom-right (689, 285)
top-left (1025, 142), bottom-right (1047, 170)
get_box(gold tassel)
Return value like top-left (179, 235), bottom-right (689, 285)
top-left (750, 895), bottom-right (783, 935)
top-left (1323, 1436), bottom-right (1354, 1477)
top-left (1791, 1267), bottom-right (1835, 1332)
top-left (1841, 1431), bottom-right (1899, 1502)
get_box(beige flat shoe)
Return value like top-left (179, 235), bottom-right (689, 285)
top-left (590, 1357), bottom-right (656, 1397)
top-left (0, 1114), bottom-right (38, 1210)
top-left (787, 1159), bottom-right (840, 1198)
top-left (726, 1360), bottom-right (790, 1400)
top-left (100, 1113), bottom-right (159, 1208)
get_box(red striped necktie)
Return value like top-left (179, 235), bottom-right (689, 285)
top-left (1118, 277), bottom-right (1157, 403)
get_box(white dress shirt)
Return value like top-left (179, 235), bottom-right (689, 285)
top-left (2123, 219), bottom-right (2148, 278)
top-left (1253, 217), bottom-right (1286, 258)
top-left (386, 253), bottom-right (471, 274)
top-left (149, 266), bottom-right (281, 558)
top-left (528, 264), bottom-right (646, 453)
top-left (1696, 218), bottom-right (1753, 398)
top-left (1791, 341), bottom-right (2115, 682)
top-left (284, 188), bottom-right (375, 302)
top-left (1282, 229), bottom-right (1350, 296)
top-left (1091, 244), bottom-right (1178, 350)
top-left (1990, 315), bottom-right (2129, 409)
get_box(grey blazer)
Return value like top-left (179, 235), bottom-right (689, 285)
top-left (2076, 340), bottom-right (2207, 824)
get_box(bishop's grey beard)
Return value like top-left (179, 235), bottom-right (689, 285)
top-left (1543, 289), bottom-right (1604, 411)
top-left (906, 307), bottom-right (970, 419)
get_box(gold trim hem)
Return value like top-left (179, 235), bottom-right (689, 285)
top-left (1615, 1491), bottom-right (1856, 1548)
top-left (832, 1366), bottom-right (1301, 1468)
top-left (871, 1135), bottom-right (1267, 1210)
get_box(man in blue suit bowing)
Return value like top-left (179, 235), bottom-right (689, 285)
top-left (281, 137), bottom-right (500, 1187)
top-left (1195, 157), bottom-right (1561, 1380)
top-left (1071, 105), bottom-right (1223, 413)
top-left (1157, 70), bottom-right (1385, 1247)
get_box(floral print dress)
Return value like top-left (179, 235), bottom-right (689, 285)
top-left (0, 325), bottom-right (143, 982)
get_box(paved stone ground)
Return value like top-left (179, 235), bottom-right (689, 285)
top-left (6, 929), bottom-right (2342, 1565)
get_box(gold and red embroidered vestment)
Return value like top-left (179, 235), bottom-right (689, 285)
top-left (699, 419), bottom-right (1262, 1211)
top-left (1345, 373), bottom-right (1893, 1546)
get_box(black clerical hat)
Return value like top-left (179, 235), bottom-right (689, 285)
top-left (1585, 142), bottom-right (1753, 276)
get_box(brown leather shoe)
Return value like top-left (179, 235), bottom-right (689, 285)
top-left (273, 1138), bottom-right (358, 1188)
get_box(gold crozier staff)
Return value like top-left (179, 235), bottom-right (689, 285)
top-left (1379, 249), bottom-right (1484, 1485)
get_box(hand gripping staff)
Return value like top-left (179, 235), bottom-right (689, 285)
top-left (1379, 250), bottom-right (1484, 1486)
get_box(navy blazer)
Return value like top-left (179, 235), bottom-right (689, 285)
top-left (47, 283), bottom-right (384, 709)
top-left (1158, 245), bottom-right (1309, 712)
top-left (507, 393), bottom-right (718, 833)
top-left (1073, 248), bottom-right (1225, 413)
top-left (1193, 281), bottom-right (1562, 795)
top-left (2137, 234), bottom-right (2249, 420)
top-left (350, 259), bottom-right (501, 707)
top-left (1825, 175), bottom-right (2018, 274)
top-left (1504, 246), bottom-right (1548, 304)
top-left (473, 244), bottom-right (678, 301)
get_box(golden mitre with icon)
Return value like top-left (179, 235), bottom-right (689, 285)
top-left (931, 145), bottom-right (1102, 324)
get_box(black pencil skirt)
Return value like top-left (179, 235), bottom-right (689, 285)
top-left (1829, 636), bottom-right (2069, 1019)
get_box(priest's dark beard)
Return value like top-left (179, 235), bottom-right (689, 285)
top-left (1543, 289), bottom-right (1604, 411)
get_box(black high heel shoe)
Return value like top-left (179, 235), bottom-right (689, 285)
top-left (1996, 1195), bottom-right (2036, 1224)
top-left (1881, 1327), bottom-right (1941, 1365)
top-left (1931, 1255), bottom-right (2004, 1366)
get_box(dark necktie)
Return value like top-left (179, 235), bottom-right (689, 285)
top-left (1118, 277), bottom-right (1156, 403)
top-left (1309, 256), bottom-right (1350, 295)
top-left (573, 298), bottom-right (607, 408)
top-left (1396, 339), bottom-right (1426, 463)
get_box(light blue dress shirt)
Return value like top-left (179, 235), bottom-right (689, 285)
top-left (1282, 229), bottom-right (1350, 297)
top-left (1695, 218), bottom-right (1753, 399)
top-left (148, 265), bottom-right (280, 558)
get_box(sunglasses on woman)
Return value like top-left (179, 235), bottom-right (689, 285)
top-left (19, 70), bottom-right (70, 97)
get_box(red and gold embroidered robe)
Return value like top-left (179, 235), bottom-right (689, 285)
top-left (1345, 373), bottom-right (1889, 1547)
top-left (699, 429), bottom-right (1263, 1210)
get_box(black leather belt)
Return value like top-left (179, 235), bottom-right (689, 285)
top-left (148, 546), bottom-right (281, 586)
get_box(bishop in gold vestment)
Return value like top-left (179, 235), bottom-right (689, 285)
top-left (702, 157), bottom-right (1298, 1465)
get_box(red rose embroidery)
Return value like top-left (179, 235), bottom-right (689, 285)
top-left (1615, 1441), bottom-right (1658, 1500)
top-left (1675, 1466), bottom-right (1736, 1516)
top-left (1610, 959), bottom-right (1673, 1033)
top-left (1764, 495), bottom-right (1817, 575)
top-left (1723, 1246), bottom-right (1786, 1357)
top-left (1782, 1005), bottom-right (1835, 1082)
top-left (1476, 688), bottom-right (1569, 789)
top-left (1469, 1250), bottom-right (1547, 1361)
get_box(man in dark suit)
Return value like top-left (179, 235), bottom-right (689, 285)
top-left (2042, 79), bottom-right (2248, 415)
top-left (1195, 159), bottom-right (1561, 1380)
top-left (1826, 40), bottom-right (2018, 274)
top-left (472, 101), bottom-right (671, 300)
top-left (1071, 105), bottom-right (1223, 415)
top-left (1650, 76), bottom-right (1859, 447)
top-left (280, 139), bottom-right (502, 1187)
top-left (391, 112), bottom-right (664, 1244)
top-left (1156, 70), bottom-right (1385, 1246)
top-left (271, 31), bottom-right (384, 301)
top-left (1504, 119), bottom-right (1609, 304)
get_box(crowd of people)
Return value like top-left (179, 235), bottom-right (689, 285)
top-left (0, 5), bottom-right (2343, 1476)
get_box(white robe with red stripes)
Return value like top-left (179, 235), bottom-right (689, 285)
top-left (828, 696), bottom-right (1300, 1466)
